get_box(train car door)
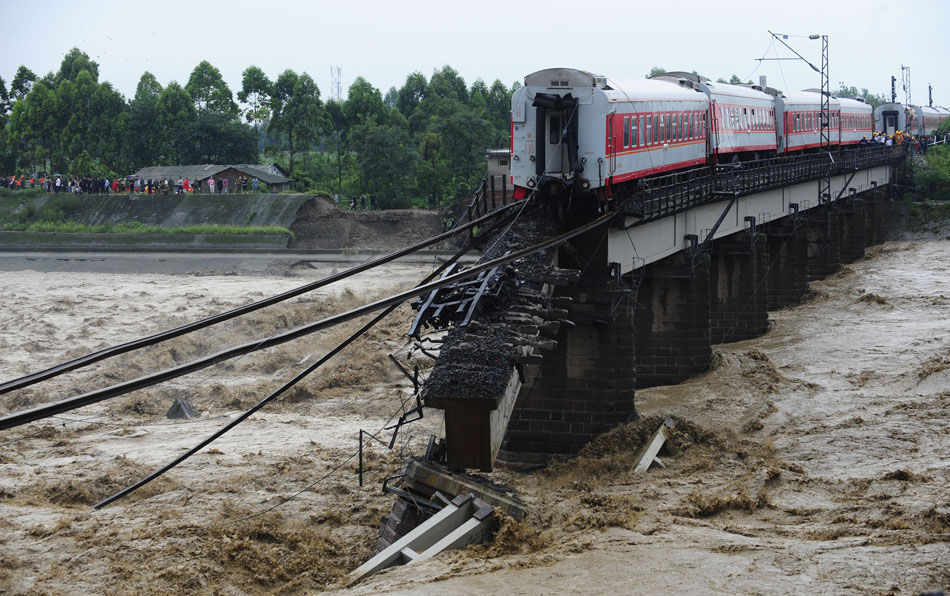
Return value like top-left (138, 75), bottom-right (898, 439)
top-left (546, 112), bottom-right (566, 175)
top-left (881, 110), bottom-right (898, 136)
top-left (531, 92), bottom-right (580, 182)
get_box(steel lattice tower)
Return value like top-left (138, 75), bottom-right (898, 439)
top-left (819, 35), bottom-right (831, 204)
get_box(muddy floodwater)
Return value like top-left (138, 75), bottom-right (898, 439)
top-left (1, 234), bottom-right (948, 595)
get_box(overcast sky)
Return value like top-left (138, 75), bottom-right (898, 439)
top-left (2, 0), bottom-right (948, 109)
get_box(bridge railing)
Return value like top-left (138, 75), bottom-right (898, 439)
top-left (454, 175), bottom-right (512, 229)
top-left (626, 144), bottom-right (907, 224)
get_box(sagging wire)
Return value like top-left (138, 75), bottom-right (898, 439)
top-left (226, 376), bottom-right (424, 525)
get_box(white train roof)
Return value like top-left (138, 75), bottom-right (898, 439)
top-left (603, 77), bottom-right (706, 102)
top-left (703, 81), bottom-right (773, 101)
top-left (837, 97), bottom-right (873, 112)
top-left (782, 90), bottom-right (832, 107)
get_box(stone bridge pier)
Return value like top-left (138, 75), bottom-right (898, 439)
top-left (806, 205), bottom-right (842, 280)
top-left (765, 216), bottom-right (809, 310)
top-left (709, 232), bottom-right (769, 343)
top-left (838, 196), bottom-right (867, 263)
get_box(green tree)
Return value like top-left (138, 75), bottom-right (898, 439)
top-left (343, 76), bottom-right (387, 127)
top-left (269, 70), bottom-right (326, 176)
top-left (237, 65), bottom-right (273, 143)
top-left (383, 86), bottom-right (397, 109)
top-left (190, 110), bottom-right (257, 164)
top-left (0, 77), bottom-right (10, 114)
top-left (428, 65), bottom-right (468, 103)
top-left (396, 71), bottom-right (427, 119)
top-left (157, 82), bottom-right (196, 164)
top-left (186, 60), bottom-right (238, 115)
top-left (351, 122), bottom-right (418, 207)
top-left (9, 81), bottom-right (57, 171)
top-left (10, 65), bottom-right (37, 100)
top-left (55, 48), bottom-right (100, 84)
top-left (126, 72), bottom-right (164, 168)
top-left (646, 66), bottom-right (667, 78)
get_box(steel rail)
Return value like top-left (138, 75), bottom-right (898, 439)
top-left (0, 202), bottom-right (521, 396)
top-left (0, 208), bottom-right (616, 431)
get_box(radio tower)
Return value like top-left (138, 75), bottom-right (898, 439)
top-left (330, 66), bottom-right (342, 102)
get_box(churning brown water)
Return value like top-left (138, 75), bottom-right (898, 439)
top-left (0, 235), bottom-right (947, 595)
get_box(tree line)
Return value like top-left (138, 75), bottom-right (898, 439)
top-left (0, 48), bottom-right (517, 209)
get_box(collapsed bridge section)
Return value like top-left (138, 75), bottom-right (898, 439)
top-left (419, 144), bottom-right (908, 472)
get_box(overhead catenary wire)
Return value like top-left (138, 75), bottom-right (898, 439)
top-left (96, 187), bottom-right (547, 509)
top-left (93, 238), bottom-right (475, 509)
top-left (0, 202), bottom-right (520, 397)
top-left (0, 207), bottom-right (618, 432)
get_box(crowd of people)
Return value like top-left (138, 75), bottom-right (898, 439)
top-left (2, 173), bottom-right (265, 195)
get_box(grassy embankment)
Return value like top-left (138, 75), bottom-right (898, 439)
top-left (0, 189), bottom-right (294, 241)
top-left (905, 144), bottom-right (950, 234)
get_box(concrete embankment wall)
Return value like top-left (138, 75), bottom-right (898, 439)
top-left (38, 192), bottom-right (312, 228)
top-left (1, 193), bottom-right (448, 251)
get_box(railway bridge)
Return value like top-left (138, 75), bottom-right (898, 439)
top-left (419, 143), bottom-right (908, 472)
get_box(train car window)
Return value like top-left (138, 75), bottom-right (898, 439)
top-left (659, 115), bottom-right (665, 143)
top-left (680, 114), bottom-right (685, 140)
top-left (550, 115), bottom-right (561, 144)
top-left (631, 117), bottom-right (638, 147)
top-left (623, 116), bottom-right (629, 147)
top-left (671, 114), bottom-right (677, 141)
top-left (689, 113), bottom-right (694, 139)
top-left (645, 116), bottom-right (651, 145)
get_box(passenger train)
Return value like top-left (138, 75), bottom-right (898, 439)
top-left (509, 68), bottom-right (948, 205)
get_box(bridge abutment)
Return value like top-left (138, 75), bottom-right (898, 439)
top-left (633, 252), bottom-right (712, 388)
top-left (709, 232), bottom-right (770, 343)
top-left (497, 287), bottom-right (636, 468)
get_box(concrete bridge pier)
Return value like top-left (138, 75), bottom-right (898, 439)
top-left (765, 217), bottom-right (809, 310)
top-left (497, 286), bottom-right (637, 468)
top-left (865, 190), bottom-right (888, 246)
top-left (708, 231), bottom-right (770, 343)
top-left (838, 196), bottom-right (867, 263)
top-left (806, 205), bottom-right (841, 280)
top-left (633, 251), bottom-right (712, 388)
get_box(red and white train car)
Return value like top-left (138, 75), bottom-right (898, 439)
top-left (601, 77), bottom-right (710, 184)
top-left (653, 73), bottom-right (778, 158)
top-left (837, 96), bottom-right (874, 146)
top-left (774, 90), bottom-right (837, 152)
top-left (705, 81), bottom-right (777, 157)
